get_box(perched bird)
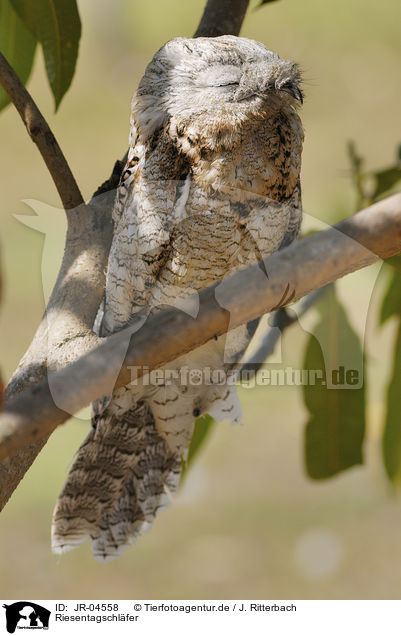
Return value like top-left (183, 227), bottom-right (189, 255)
top-left (52, 35), bottom-right (304, 560)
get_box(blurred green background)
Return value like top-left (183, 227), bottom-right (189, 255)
top-left (1, 0), bottom-right (401, 599)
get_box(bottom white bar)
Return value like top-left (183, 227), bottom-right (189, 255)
top-left (1, 599), bottom-right (399, 635)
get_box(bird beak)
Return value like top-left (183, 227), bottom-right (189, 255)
top-left (290, 85), bottom-right (304, 104)
top-left (275, 79), bottom-right (304, 104)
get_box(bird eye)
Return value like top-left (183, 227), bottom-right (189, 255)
top-left (216, 81), bottom-right (239, 88)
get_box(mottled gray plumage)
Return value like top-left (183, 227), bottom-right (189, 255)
top-left (52, 35), bottom-right (304, 560)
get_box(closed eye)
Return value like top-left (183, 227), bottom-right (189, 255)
top-left (216, 81), bottom-right (239, 87)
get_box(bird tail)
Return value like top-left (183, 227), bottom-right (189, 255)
top-left (51, 401), bottom-right (182, 561)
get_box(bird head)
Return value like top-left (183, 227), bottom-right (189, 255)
top-left (133, 35), bottom-right (303, 144)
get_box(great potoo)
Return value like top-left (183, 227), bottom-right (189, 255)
top-left (52, 35), bottom-right (304, 560)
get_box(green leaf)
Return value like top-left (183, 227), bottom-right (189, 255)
top-left (380, 272), bottom-right (401, 325)
top-left (180, 414), bottom-right (215, 483)
top-left (379, 255), bottom-right (401, 326)
top-left (0, 0), bottom-right (37, 111)
top-left (302, 285), bottom-right (365, 479)
top-left (382, 321), bottom-right (401, 484)
top-left (372, 166), bottom-right (401, 199)
top-left (383, 254), bottom-right (401, 270)
top-left (10, 0), bottom-right (81, 109)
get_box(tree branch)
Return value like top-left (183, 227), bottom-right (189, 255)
top-left (194, 0), bottom-right (250, 37)
top-left (1, 194), bottom-right (400, 483)
top-left (0, 52), bottom-right (84, 211)
top-left (0, 166), bottom-right (122, 510)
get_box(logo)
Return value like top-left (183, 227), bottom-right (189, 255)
top-left (2, 603), bottom-right (50, 634)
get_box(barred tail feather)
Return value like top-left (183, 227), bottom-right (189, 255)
top-left (51, 402), bottom-right (182, 561)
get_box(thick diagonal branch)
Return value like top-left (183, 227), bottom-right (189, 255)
top-left (0, 175), bottom-right (117, 510)
top-left (0, 194), bottom-right (400, 484)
